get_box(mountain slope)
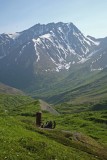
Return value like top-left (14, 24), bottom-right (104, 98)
top-left (0, 82), bottom-right (24, 95)
top-left (45, 68), bottom-right (107, 104)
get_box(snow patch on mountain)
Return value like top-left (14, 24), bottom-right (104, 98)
top-left (19, 45), bottom-right (26, 56)
top-left (90, 66), bottom-right (103, 71)
top-left (50, 55), bottom-right (71, 72)
top-left (86, 36), bottom-right (100, 46)
top-left (55, 62), bottom-right (71, 72)
top-left (32, 39), bottom-right (40, 62)
top-left (58, 27), bottom-right (63, 33)
top-left (8, 33), bottom-right (20, 39)
top-left (78, 57), bottom-right (89, 64)
top-left (40, 33), bottom-right (52, 40)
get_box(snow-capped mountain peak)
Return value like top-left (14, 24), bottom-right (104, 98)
top-left (0, 22), bottom-right (107, 88)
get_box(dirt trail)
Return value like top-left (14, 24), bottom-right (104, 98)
top-left (39, 99), bottom-right (59, 115)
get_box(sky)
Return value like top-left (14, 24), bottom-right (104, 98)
top-left (0, 0), bottom-right (107, 38)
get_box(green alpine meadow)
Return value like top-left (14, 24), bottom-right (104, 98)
top-left (0, 91), bottom-right (107, 160)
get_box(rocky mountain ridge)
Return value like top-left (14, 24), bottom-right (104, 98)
top-left (0, 22), bottom-right (107, 90)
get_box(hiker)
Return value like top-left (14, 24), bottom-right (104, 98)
top-left (44, 121), bottom-right (53, 128)
top-left (43, 121), bottom-right (56, 129)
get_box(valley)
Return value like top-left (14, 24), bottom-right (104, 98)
top-left (0, 22), bottom-right (107, 160)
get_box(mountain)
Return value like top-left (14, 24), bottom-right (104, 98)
top-left (0, 22), bottom-right (107, 103)
top-left (88, 37), bottom-right (107, 71)
top-left (0, 22), bottom-right (99, 72)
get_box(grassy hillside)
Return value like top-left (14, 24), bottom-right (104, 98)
top-left (24, 64), bottom-right (107, 105)
top-left (0, 94), bottom-right (33, 114)
top-left (42, 68), bottom-right (107, 104)
top-left (0, 82), bottom-right (24, 95)
top-left (0, 94), bottom-right (107, 160)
